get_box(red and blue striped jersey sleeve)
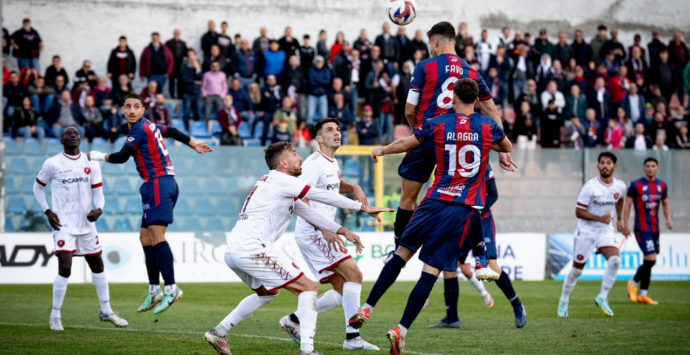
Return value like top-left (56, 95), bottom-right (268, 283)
top-left (626, 182), bottom-right (638, 198)
top-left (489, 119), bottom-right (506, 143)
top-left (410, 61), bottom-right (425, 91)
top-left (413, 120), bottom-right (434, 143)
top-left (661, 181), bottom-right (668, 200)
top-left (125, 124), bottom-right (147, 151)
top-left (467, 67), bottom-right (492, 101)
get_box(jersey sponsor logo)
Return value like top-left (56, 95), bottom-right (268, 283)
top-left (591, 200), bottom-right (617, 206)
top-left (61, 177), bottom-right (90, 184)
top-left (239, 213), bottom-right (248, 220)
top-left (84, 167), bottom-right (91, 175)
top-left (437, 184), bottom-right (466, 197)
top-left (127, 136), bottom-right (135, 142)
top-left (143, 204), bottom-right (150, 210)
top-left (326, 183), bottom-right (340, 191)
top-left (447, 131), bottom-right (479, 142)
top-left (613, 193), bottom-right (620, 200)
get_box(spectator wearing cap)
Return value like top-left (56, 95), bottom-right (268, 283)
top-left (228, 78), bottom-right (255, 125)
top-left (278, 27), bottom-right (300, 65)
top-left (165, 29), bottom-right (188, 99)
top-left (307, 55), bottom-right (330, 125)
top-left (48, 90), bottom-right (85, 138)
top-left (201, 20), bottom-right (219, 59)
top-left (299, 35), bottom-right (315, 80)
top-left (44, 55), bottom-right (69, 88)
top-left (539, 99), bottom-right (564, 148)
top-left (181, 49), bottom-right (203, 128)
top-left (626, 46), bottom-right (648, 83)
top-left (12, 96), bottom-right (45, 141)
top-left (621, 83), bottom-right (646, 125)
top-left (107, 36), bottom-right (136, 81)
top-left (231, 39), bottom-right (257, 89)
top-left (11, 18), bottom-right (42, 70)
top-left (262, 40), bottom-right (285, 79)
top-left (410, 30), bottom-right (430, 60)
top-left (252, 26), bottom-right (270, 54)
top-left (651, 49), bottom-right (677, 104)
top-left (27, 76), bottom-right (55, 117)
top-left (590, 25), bottom-right (608, 65)
top-left (71, 77), bottom-right (96, 109)
top-left (375, 23), bottom-right (399, 73)
top-left (648, 29), bottom-right (665, 69)
top-left (75, 60), bottom-right (98, 88)
top-left (571, 30), bottom-right (593, 68)
top-left (140, 32), bottom-right (175, 91)
top-left (553, 32), bottom-right (574, 68)
top-left (599, 29), bottom-right (625, 63)
top-left (668, 31), bottom-right (689, 100)
top-left (202, 44), bottom-right (228, 73)
top-left (641, 102), bottom-right (656, 127)
top-left (587, 77), bottom-right (612, 121)
top-left (201, 60), bottom-right (227, 122)
top-left (534, 29), bottom-right (555, 60)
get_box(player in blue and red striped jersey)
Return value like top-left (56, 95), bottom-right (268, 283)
top-left (88, 93), bottom-right (213, 314)
top-left (390, 21), bottom-right (516, 261)
top-left (350, 79), bottom-right (513, 355)
top-left (623, 157), bottom-right (672, 305)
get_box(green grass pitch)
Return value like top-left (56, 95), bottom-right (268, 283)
top-left (0, 281), bottom-right (688, 354)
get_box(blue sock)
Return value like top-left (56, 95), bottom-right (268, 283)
top-left (495, 272), bottom-right (521, 308)
top-left (153, 241), bottom-right (175, 287)
top-left (365, 254), bottom-right (406, 307)
top-left (443, 278), bottom-right (459, 323)
top-left (142, 246), bottom-right (160, 286)
top-left (400, 272), bottom-right (437, 329)
top-left (393, 208), bottom-right (414, 247)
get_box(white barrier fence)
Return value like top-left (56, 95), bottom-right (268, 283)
top-left (0, 232), bottom-right (542, 284)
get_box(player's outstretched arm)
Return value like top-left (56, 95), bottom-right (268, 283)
top-left (302, 186), bottom-right (394, 222)
top-left (161, 126), bottom-right (213, 154)
top-left (339, 179), bottom-right (368, 206)
top-left (88, 142), bottom-right (135, 164)
top-left (294, 200), bottom-right (364, 253)
top-left (371, 135), bottom-right (421, 163)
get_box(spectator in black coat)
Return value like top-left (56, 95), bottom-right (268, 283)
top-left (554, 32), bottom-right (574, 69)
top-left (278, 27), bottom-right (300, 65)
top-left (599, 28), bottom-right (625, 63)
top-left (571, 30), bottom-right (593, 67)
top-left (252, 27), bottom-right (270, 54)
top-left (4, 71), bottom-right (26, 119)
top-left (259, 75), bottom-right (283, 145)
top-left (44, 55), bottom-right (69, 88)
top-left (165, 29), bottom-right (188, 99)
top-left (357, 105), bottom-right (378, 145)
top-left (107, 36), bottom-right (137, 81)
top-left (10, 18), bottom-right (42, 70)
top-left (587, 77), bottom-right (612, 121)
top-left (217, 22), bottom-right (234, 58)
top-left (48, 90), bottom-right (85, 138)
top-left (353, 29), bottom-right (372, 61)
top-left (668, 31), bottom-right (689, 97)
top-left (228, 78), bottom-right (255, 124)
top-left (51, 75), bottom-right (69, 97)
top-left (328, 93), bottom-right (353, 144)
top-left (651, 49), bottom-right (677, 104)
top-left (299, 35), bottom-right (315, 79)
top-left (568, 65), bottom-right (589, 95)
top-left (103, 105), bottom-right (124, 142)
top-left (409, 30), bottom-right (430, 60)
top-left (201, 20), bottom-right (219, 58)
top-left (626, 46), bottom-right (648, 83)
top-left (12, 96), bottom-right (45, 140)
top-left (75, 60), bottom-right (98, 88)
top-left (180, 49), bottom-right (203, 128)
top-left (395, 26), bottom-right (413, 68)
top-left (647, 29), bottom-right (666, 69)
top-left (279, 55), bottom-right (306, 98)
top-left (111, 75), bottom-right (132, 107)
top-left (332, 43), bottom-right (353, 89)
top-left (327, 78), bottom-right (350, 108)
top-left (375, 22), bottom-right (399, 72)
top-left (202, 45), bottom-right (228, 73)
top-left (231, 40), bottom-right (257, 88)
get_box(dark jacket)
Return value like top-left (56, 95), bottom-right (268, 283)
top-left (308, 66), bottom-right (331, 97)
top-left (332, 53), bottom-right (353, 86)
top-left (587, 89), bottom-right (612, 120)
top-left (571, 40), bottom-right (593, 67)
top-left (165, 38), bottom-right (188, 66)
top-left (47, 101), bottom-right (83, 126)
top-left (107, 46), bottom-right (137, 78)
top-left (563, 93), bottom-right (587, 120)
top-left (201, 31), bottom-right (219, 58)
top-left (396, 35), bottom-right (413, 66)
top-left (621, 94), bottom-right (646, 123)
top-left (261, 85), bottom-right (283, 115)
top-left (328, 105), bottom-right (353, 126)
top-left (356, 119), bottom-right (378, 145)
top-left (44, 65), bottom-right (69, 87)
top-left (11, 108), bottom-right (38, 137)
top-left (409, 39), bottom-right (430, 60)
top-left (228, 88), bottom-right (254, 112)
top-left (625, 134), bottom-right (653, 149)
top-left (553, 43), bottom-right (575, 66)
top-left (279, 66), bottom-right (306, 95)
top-left (231, 49), bottom-right (256, 78)
top-left (666, 41), bottom-right (688, 70)
top-left (375, 34), bottom-right (399, 63)
top-left (139, 44), bottom-right (174, 77)
top-left (3, 82), bottom-right (26, 106)
top-left (180, 65), bottom-right (202, 96)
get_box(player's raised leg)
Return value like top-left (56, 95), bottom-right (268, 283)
top-left (138, 225), bottom-right (163, 312)
top-left (84, 252), bottom-right (128, 327)
top-left (489, 260), bottom-right (526, 328)
top-left (150, 224), bottom-right (183, 314)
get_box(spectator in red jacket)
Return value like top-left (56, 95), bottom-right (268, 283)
top-left (609, 66), bottom-right (631, 109)
top-left (71, 77), bottom-right (96, 109)
top-left (140, 80), bottom-right (159, 109)
top-left (150, 93), bottom-right (170, 126)
top-left (139, 32), bottom-right (174, 91)
top-left (218, 94), bottom-right (242, 145)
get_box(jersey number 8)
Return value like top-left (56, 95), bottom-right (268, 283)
top-left (445, 144), bottom-right (481, 178)
top-left (436, 77), bottom-right (459, 109)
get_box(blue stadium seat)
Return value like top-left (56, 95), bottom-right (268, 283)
top-left (172, 120), bottom-right (189, 135)
top-left (91, 142), bottom-right (109, 154)
top-left (4, 142), bottom-right (21, 156)
top-left (114, 137), bottom-right (127, 146)
top-left (210, 121), bottom-right (222, 137)
top-left (102, 162), bottom-right (124, 176)
top-left (190, 121), bottom-right (211, 139)
top-left (253, 122), bottom-right (264, 140)
top-left (180, 179), bottom-right (203, 196)
top-left (207, 140), bottom-right (217, 147)
top-left (174, 199), bottom-right (192, 216)
top-left (189, 159), bottom-right (211, 174)
top-left (46, 141), bottom-right (63, 155)
top-left (23, 143), bottom-right (45, 156)
top-left (167, 221), bottom-right (181, 232)
top-left (8, 159), bottom-right (30, 175)
top-left (32, 159), bottom-right (44, 175)
top-left (124, 160), bottom-right (137, 176)
top-left (113, 178), bottom-right (136, 195)
top-left (217, 199), bottom-right (240, 216)
top-left (95, 218), bottom-right (109, 232)
top-left (194, 199), bottom-right (215, 216)
top-left (244, 139), bottom-right (261, 147)
top-left (206, 218), bottom-right (225, 231)
top-left (124, 197), bottom-right (142, 214)
top-left (31, 200), bottom-right (45, 213)
top-left (91, 138), bottom-right (107, 145)
top-left (112, 218), bottom-right (134, 232)
top-left (165, 103), bottom-right (178, 119)
top-left (204, 180), bottom-right (225, 195)
top-left (3, 135), bottom-right (14, 141)
top-left (5, 178), bottom-right (18, 195)
top-left (238, 122), bottom-right (252, 139)
top-left (5, 217), bottom-right (14, 232)
top-left (183, 218), bottom-right (202, 231)
top-left (105, 198), bottom-right (122, 214)
top-left (7, 197), bottom-right (28, 214)
top-left (20, 178), bottom-right (35, 195)
top-left (343, 159), bottom-right (359, 178)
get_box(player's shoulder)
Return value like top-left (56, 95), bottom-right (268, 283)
top-left (471, 112), bottom-right (497, 124)
top-left (42, 153), bottom-right (62, 168)
top-left (657, 178), bottom-right (668, 187)
top-left (612, 177), bottom-right (627, 189)
top-left (582, 177), bottom-right (600, 189)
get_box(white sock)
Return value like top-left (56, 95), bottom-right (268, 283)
top-left (316, 289), bottom-right (342, 314)
top-left (218, 293), bottom-right (277, 336)
top-left (560, 267), bottom-right (583, 302)
top-left (629, 279), bottom-right (638, 287)
top-left (397, 323), bottom-right (408, 338)
top-left (598, 256), bottom-right (621, 299)
top-left (91, 272), bottom-right (112, 314)
top-left (342, 282), bottom-right (362, 334)
top-left (362, 303), bottom-right (374, 312)
top-left (164, 284), bottom-right (177, 295)
top-left (466, 272), bottom-right (488, 297)
top-left (52, 275), bottom-right (69, 318)
top-left (639, 289), bottom-right (648, 297)
top-left (297, 291), bottom-right (318, 352)
top-left (149, 284), bottom-right (160, 293)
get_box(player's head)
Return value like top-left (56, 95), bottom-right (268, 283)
top-left (122, 94), bottom-right (146, 125)
top-left (597, 152), bottom-right (618, 178)
top-left (452, 78), bottom-right (479, 107)
top-left (643, 157), bottom-right (659, 179)
top-left (313, 118), bottom-right (342, 150)
top-left (426, 21), bottom-right (455, 56)
top-left (60, 126), bottom-right (81, 149)
top-left (264, 142), bottom-right (303, 176)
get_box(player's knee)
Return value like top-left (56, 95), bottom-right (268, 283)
top-left (443, 271), bottom-right (457, 279)
top-left (258, 292), bottom-right (279, 305)
top-left (58, 262), bottom-right (71, 278)
top-left (608, 255), bottom-right (621, 269)
top-left (86, 256), bottom-right (104, 273)
top-left (461, 267), bottom-right (474, 279)
top-left (644, 259), bottom-right (656, 268)
top-left (644, 254), bottom-right (657, 262)
top-left (304, 280), bottom-right (319, 293)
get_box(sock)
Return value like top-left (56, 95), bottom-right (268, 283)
top-left (346, 332), bottom-right (360, 341)
top-left (633, 265), bottom-right (643, 284)
top-left (466, 271), bottom-right (488, 297)
top-left (629, 278), bottom-right (638, 287)
top-left (317, 289), bottom-right (342, 314)
top-left (397, 324), bottom-right (408, 338)
top-left (393, 208), bottom-right (414, 246)
top-left (153, 241), bottom-right (176, 294)
top-left (559, 267), bottom-right (583, 302)
top-left (142, 245), bottom-right (160, 286)
top-left (399, 272), bottom-right (437, 329)
top-left (365, 254), bottom-right (406, 308)
top-left (91, 272), bottom-right (113, 314)
top-left (640, 259), bottom-right (656, 291)
top-left (639, 289), bottom-right (648, 297)
top-left (342, 282), bottom-right (362, 334)
top-left (467, 214), bottom-right (485, 258)
top-left (443, 278), bottom-right (459, 322)
top-left (148, 284), bottom-right (160, 293)
top-left (51, 274), bottom-right (69, 318)
top-left (218, 293), bottom-right (277, 336)
top-left (598, 256), bottom-right (621, 299)
top-left (297, 291), bottom-right (318, 352)
top-left (495, 272), bottom-right (521, 308)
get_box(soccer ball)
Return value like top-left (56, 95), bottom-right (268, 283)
top-left (388, 0), bottom-right (417, 26)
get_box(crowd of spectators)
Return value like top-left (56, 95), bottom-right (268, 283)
top-left (3, 17), bottom-right (690, 151)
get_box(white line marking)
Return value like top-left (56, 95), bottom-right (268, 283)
top-left (0, 322), bottom-right (445, 355)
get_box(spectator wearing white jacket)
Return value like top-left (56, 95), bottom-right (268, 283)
top-left (541, 80), bottom-right (565, 113)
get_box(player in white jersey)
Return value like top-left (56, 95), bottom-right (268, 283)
top-left (279, 119), bottom-right (379, 351)
top-left (558, 152), bottom-right (628, 318)
top-left (203, 142), bottom-right (392, 355)
top-left (32, 127), bottom-right (128, 331)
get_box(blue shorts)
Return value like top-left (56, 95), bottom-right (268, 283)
top-left (140, 176), bottom-right (179, 227)
top-left (458, 213), bottom-right (495, 263)
top-left (635, 231), bottom-right (660, 256)
top-left (399, 199), bottom-right (481, 272)
top-left (398, 143), bottom-right (436, 183)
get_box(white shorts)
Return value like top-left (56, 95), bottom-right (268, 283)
top-left (296, 231), bottom-right (352, 284)
top-left (224, 248), bottom-right (304, 292)
top-left (573, 231), bottom-right (619, 263)
top-left (53, 229), bottom-right (102, 256)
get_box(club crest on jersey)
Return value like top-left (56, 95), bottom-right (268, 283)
top-left (84, 167), bottom-right (91, 175)
top-left (613, 193), bottom-right (619, 200)
top-left (57, 240), bottom-right (65, 248)
top-left (127, 136), bottom-right (135, 142)
top-left (576, 254), bottom-right (584, 261)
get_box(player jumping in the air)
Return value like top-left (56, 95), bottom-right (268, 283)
top-left (279, 118), bottom-right (379, 351)
top-left (623, 157), bottom-right (672, 305)
top-left (351, 79), bottom-right (513, 354)
top-left (389, 21), bottom-right (516, 267)
top-left (429, 164), bottom-right (527, 329)
top-left (558, 152), bottom-right (626, 317)
top-left (203, 142), bottom-right (393, 355)
top-left (88, 93), bottom-right (213, 314)
top-left (34, 128), bottom-right (128, 330)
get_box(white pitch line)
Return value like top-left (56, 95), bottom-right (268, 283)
top-left (0, 322), bottom-right (446, 355)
